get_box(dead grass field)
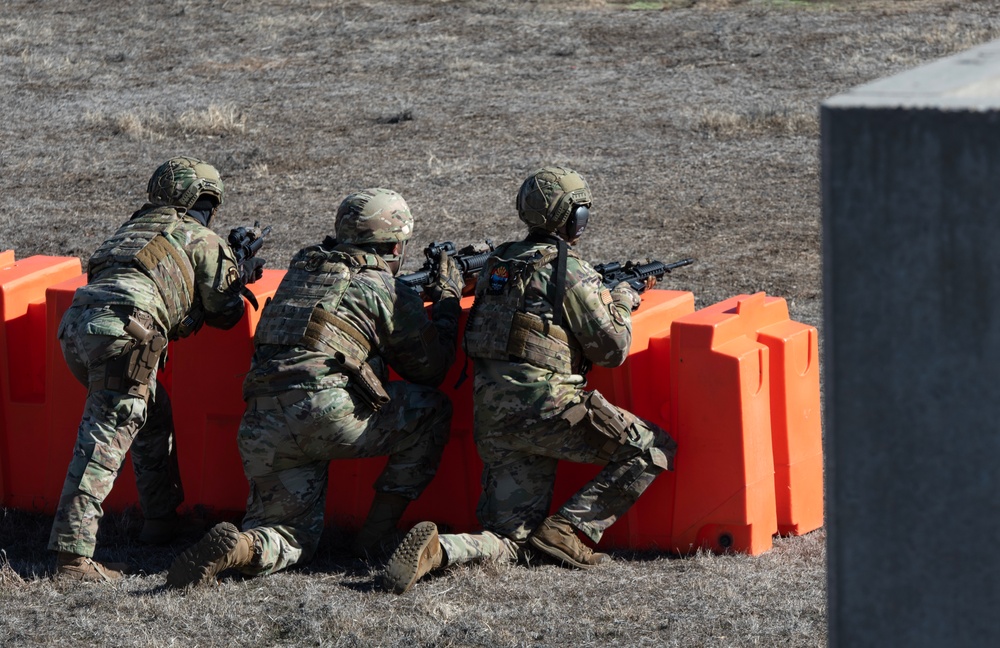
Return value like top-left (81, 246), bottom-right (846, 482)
top-left (2, 0), bottom-right (1000, 645)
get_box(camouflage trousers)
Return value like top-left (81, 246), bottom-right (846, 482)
top-left (438, 530), bottom-right (522, 566)
top-left (472, 388), bottom-right (676, 549)
top-left (236, 381), bottom-right (451, 575)
top-left (48, 306), bottom-right (181, 558)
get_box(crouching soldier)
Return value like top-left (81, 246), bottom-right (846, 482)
top-left (50, 157), bottom-right (258, 581)
top-left (384, 167), bottom-right (676, 594)
top-left (167, 188), bottom-right (463, 587)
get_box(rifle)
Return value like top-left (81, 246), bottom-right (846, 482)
top-left (398, 240), bottom-right (495, 297)
top-left (227, 221), bottom-right (272, 309)
top-left (594, 258), bottom-right (694, 293)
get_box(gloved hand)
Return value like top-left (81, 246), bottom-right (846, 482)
top-left (610, 281), bottom-right (642, 312)
top-left (424, 250), bottom-right (463, 303)
top-left (240, 257), bottom-right (266, 285)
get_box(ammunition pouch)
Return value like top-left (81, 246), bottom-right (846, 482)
top-left (333, 351), bottom-right (391, 412)
top-left (561, 391), bottom-right (637, 464)
top-left (91, 313), bottom-right (166, 399)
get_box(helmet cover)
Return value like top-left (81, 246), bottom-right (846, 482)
top-left (147, 157), bottom-right (224, 210)
top-left (335, 188), bottom-right (414, 245)
top-left (515, 166), bottom-right (592, 232)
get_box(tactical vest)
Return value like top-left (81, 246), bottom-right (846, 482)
top-left (464, 242), bottom-right (584, 374)
top-left (87, 206), bottom-right (196, 328)
top-left (254, 245), bottom-right (380, 366)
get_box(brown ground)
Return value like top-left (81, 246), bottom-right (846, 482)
top-left (2, 1), bottom-right (1000, 646)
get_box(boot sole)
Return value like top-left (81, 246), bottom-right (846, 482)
top-left (528, 535), bottom-right (602, 570)
top-left (383, 522), bottom-right (438, 595)
top-left (166, 522), bottom-right (240, 588)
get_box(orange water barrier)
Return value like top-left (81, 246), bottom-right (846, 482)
top-left (0, 252), bottom-right (82, 511)
top-left (670, 293), bottom-right (823, 554)
top-left (0, 251), bottom-right (822, 554)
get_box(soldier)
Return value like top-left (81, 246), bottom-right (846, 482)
top-left (383, 167), bottom-right (677, 594)
top-left (50, 157), bottom-right (261, 581)
top-left (166, 187), bottom-right (463, 587)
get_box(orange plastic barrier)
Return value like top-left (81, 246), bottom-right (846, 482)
top-left (168, 269), bottom-right (284, 516)
top-left (0, 253), bottom-right (83, 511)
top-left (550, 289), bottom-right (695, 550)
top-left (5, 252), bottom-right (824, 555)
top-left (753, 300), bottom-right (823, 537)
top-left (669, 292), bottom-right (823, 555)
top-left (670, 293), bottom-right (778, 555)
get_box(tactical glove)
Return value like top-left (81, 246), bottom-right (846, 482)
top-left (610, 282), bottom-right (642, 312)
top-left (240, 257), bottom-right (266, 285)
top-left (424, 250), bottom-right (463, 303)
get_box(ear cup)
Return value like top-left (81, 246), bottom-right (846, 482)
top-left (566, 205), bottom-right (590, 239)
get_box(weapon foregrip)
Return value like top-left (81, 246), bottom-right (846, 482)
top-left (398, 270), bottom-right (431, 288)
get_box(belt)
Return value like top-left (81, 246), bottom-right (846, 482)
top-left (248, 389), bottom-right (309, 412)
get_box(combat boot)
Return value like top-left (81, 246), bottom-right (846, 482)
top-left (352, 493), bottom-right (411, 559)
top-left (166, 522), bottom-right (254, 588)
top-left (528, 514), bottom-right (611, 570)
top-left (383, 521), bottom-right (445, 595)
top-left (138, 511), bottom-right (180, 545)
top-left (55, 552), bottom-right (129, 582)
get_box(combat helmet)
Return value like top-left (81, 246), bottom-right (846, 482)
top-left (516, 166), bottom-right (593, 235)
top-left (335, 188), bottom-right (414, 246)
top-left (147, 157), bottom-right (225, 210)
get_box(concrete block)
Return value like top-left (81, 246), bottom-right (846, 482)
top-left (823, 38), bottom-right (1000, 647)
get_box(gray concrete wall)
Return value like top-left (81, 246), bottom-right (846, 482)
top-left (823, 39), bottom-right (1000, 647)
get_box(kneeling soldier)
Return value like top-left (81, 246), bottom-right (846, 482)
top-left (384, 167), bottom-right (676, 594)
top-left (168, 188), bottom-right (463, 587)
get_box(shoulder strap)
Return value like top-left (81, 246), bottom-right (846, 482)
top-left (552, 238), bottom-right (567, 328)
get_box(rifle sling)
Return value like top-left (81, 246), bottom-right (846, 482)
top-left (552, 238), bottom-right (567, 328)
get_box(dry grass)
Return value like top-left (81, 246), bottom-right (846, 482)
top-left (0, 508), bottom-right (826, 647)
top-left (84, 104), bottom-right (249, 142)
top-left (695, 106), bottom-right (819, 138)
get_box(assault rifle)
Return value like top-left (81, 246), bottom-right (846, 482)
top-left (398, 240), bottom-right (495, 297)
top-left (228, 221), bottom-right (271, 309)
top-left (594, 258), bottom-right (694, 293)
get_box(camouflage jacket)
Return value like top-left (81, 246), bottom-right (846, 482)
top-left (73, 205), bottom-right (245, 339)
top-left (466, 236), bottom-right (637, 424)
top-left (242, 241), bottom-right (461, 398)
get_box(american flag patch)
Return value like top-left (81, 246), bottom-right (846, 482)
top-left (599, 288), bottom-right (613, 305)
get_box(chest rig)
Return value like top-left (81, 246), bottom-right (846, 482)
top-left (464, 241), bottom-right (584, 374)
top-left (87, 206), bottom-right (197, 327)
top-left (254, 244), bottom-right (391, 410)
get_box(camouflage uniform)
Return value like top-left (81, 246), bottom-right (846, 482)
top-left (49, 202), bottom-right (245, 558)
top-left (383, 167), bottom-right (676, 594)
top-left (226, 241), bottom-right (458, 574)
top-left (433, 236), bottom-right (675, 566)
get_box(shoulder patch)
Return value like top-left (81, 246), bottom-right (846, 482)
top-left (225, 265), bottom-right (240, 288)
top-left (487, 263), bottom-right (511, 295)
top-left (599, 288), bottom-right (613, 305)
